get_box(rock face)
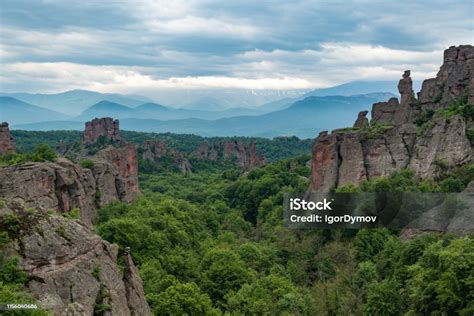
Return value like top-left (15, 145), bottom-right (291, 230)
top-left (0, 122), bottom-right (15, 155)
top-left (0, 117), bottom-right (149, 314)
top-left (0, 203), bottom-right (151, 315)
top-left (310, 132), bottom-right (340, 192)
top-left (0, 118), bottom-right (140, 226)
top-left (140, 139), bottom-right (267, 172)
top-left (81, 117), bottom-right (121, 145)
top-left (402, 182), bottom-right (474, 236)
top-left (142, 140), bottom-right (167, 161)
top-left (140, 140), bottom-right (193, 174)
top-left (123, 247), bottom-right (152, 315)
top-left (191, 140), bottom-right (267, 170)
top-left (0, 158), bottom-right (97, 226)
top-left (418, 45), bottom-right (474, 110)
top-left (92, 143), bottom-right (140, 203)
top-left (310, 45), bottom-right (474, 192)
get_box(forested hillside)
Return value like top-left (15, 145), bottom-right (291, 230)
top-left (11, 130), bottom-right (312, 164)
top-left (94, 157), bottom-right (473, 315)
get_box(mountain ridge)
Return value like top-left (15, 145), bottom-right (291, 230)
top-left (13, 93), bottom-right (393, 138)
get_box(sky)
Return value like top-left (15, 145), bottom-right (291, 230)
top-left (0, 0), bottom-right (473, 96)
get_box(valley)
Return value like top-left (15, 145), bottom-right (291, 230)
top-left (0, 45), bottom-right (473, 315)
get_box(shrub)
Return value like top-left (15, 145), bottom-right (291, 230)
top-left (80, 159), bottom-right (95, 169)
top-left (415, 109), bottom-right (435, 126)
top-left (63, 208), bottom-right (81, 220)
top-left (439, 177), bottom-right (465, 192)
top-left (467, 127), bottom-right (474, 143)
top-left (0, 144), bottom-right (57, 165)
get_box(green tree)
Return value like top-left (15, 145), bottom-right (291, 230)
top-left (407, 237), bottom-right (474, 315)
top-left (353, 229), bottom-right (392, 261)
top-left (227, 274), bottom-right (314, 315)
top-left (200, 247), bottom-right (251, 305)
top-left (364, 279), bottom-right (402, 316)
top-left (153, 282), bottom-right (219, 315)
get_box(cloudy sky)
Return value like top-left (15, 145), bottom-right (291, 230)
top-left (0, 0), bottom-right (472, 96)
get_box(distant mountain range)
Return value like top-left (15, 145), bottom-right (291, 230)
top-left (0, 90), bottom-right (153, 116)
top-left (1, 80), bottom-right (417, 116)
top-left (303, 80), bottom-right (421, 98)
top-left (0, 96), bottom-right (68, 124)
top-left (12, 93), bottom-right (394, 138)
top-left (1, 80), bottom-right (405, 138)
top-left (75, 100), bottom-right (280, 121)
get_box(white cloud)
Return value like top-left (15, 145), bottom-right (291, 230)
top-left (123, 0), bottom-right (263, 39)
top-left (0, 62), bottom-right (315, 93)
top-left (0, 42), bottom-right (446, 95)
top-left (144, 15), bottom-right (262, 38)
top-left (237, 43), bottom-right (442, 84)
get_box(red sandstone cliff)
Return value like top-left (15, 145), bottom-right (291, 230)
top-left (0, 117), bottom-right (149, 315)
top-left (310, 45), bottom-right (474, 192)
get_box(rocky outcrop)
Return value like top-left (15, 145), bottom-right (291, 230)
top-left (310, 45), bottom-right (474, 192)
top-left (92, 143), bottom-right (140, 203)
top-left (402, 182), bottom-right (474, 236)
top-left (192, 142), bottom-right (219, 161)
top-left (353, 111), bottom-right (369, 129)
top-left (142, 140), bottom-right (167, 161)
top-left (398, 70), bottom-right (414, 107)
top-left (140, 139), bottom-right (267, 173)
top-left (0, 117), bottom-right (149, 314)
top-left (124, 247), bottom-right (152, 315)
top-left (0, 158), bottom-right (97, 226)
top-left (191, 140), bottom-right (267, 170)
top-left (169, 150), bottom-right (193, 174)
top-left (371, 97), bottom-right (400, 125)
top-left (0, 202), bottom-right (151, 315)
top-left (0, 118), bottom-right (140, 226)
top-left (140, 140), bottom-right (193, 174)
top-left (0, 122), bottom-right (15, 155)
top-left (418, 45), bottom-right (474, 110)
top-left (81, 117), bottom-right (121, 146)
top-left (310, 132), bottom-right (340, 192)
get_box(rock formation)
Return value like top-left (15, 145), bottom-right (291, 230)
top-left (140, 139), bottom-right (267, 172)
top-left (402, 182), bottom-right (474, 236)
top-left (0, 122), bottom-right (15, 155)
top-left (0, 118), bottom-right (149, 314)
top-left (0, 201), bottom-right (151, 315)
top-left (81, 117), bottom-right (121, 145)
top-left (0, 158), bottom-right (97, 226)
top-left (124, 247), bottom-right (152, 315)
top-left (191, 140), bottom-right (267, 170)
top-left (398, 70), bottom-right (414, 107)
top-left (353, 111), bottom-right (369, 129)
top-left (140, 140), bottom-right (193, 174)
top-left (0, 118), bottom-right (140, 226)
top-left (418, 45), bottom-right (474, 110)
top-left (310, 45), bottom-right (474, 192)
top-left (142, 140), bottom-right (167, 161)
top-left (92, 143), bottom-right (140, 203)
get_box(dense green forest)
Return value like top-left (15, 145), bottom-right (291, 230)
top-left (96, 158), bottom-right (473, 315)
top-left (1, 134), bottom-right (473, 315)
